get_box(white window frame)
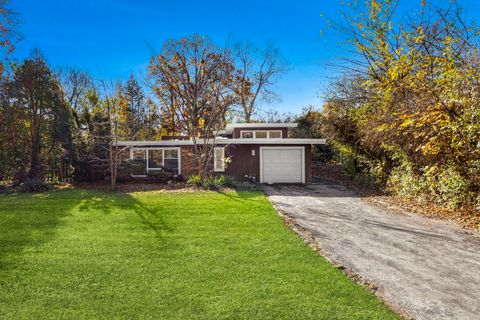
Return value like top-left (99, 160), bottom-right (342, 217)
top-left (240, 130), bottom-right (283, 139)
top-left (240, 130), bottom-right (255, 139)
top-left (267, 130), bottom-right (282, 139)
top-left (130, 147), bottom-right (181, 176)
top-left (214, 147), bottom-right (225, 172)
top-left (146, 149), bottom-right (164, 170)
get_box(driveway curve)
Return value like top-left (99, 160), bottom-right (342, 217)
top-left (263, 183), bottom-right (480, 320)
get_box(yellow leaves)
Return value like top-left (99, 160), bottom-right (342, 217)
top-left (371, 0), bottom-right (380, 11)
top-left (413, 34), bottom-right (425, 44)
top-left (160, 128), bottom-right (168, 137)
top-left (417, 139), bottom-right (442, 156)
top-left (375, 123), bottom-right (391, 132)
top-left (198, 117), bottom-right (205, 128)
top-left (399, 117), bottom-right (414, 128)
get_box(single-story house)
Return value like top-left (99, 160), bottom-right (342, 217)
top-left (114, 123), bottom-right (325, 183)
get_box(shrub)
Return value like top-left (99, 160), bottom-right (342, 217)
top-left (426, 164), bottom-right (471, 209)
top-left (186, 175), bottom-right (202, 187)
top-left (146, 170), bottom-right (170, 183)
top-left (335, 144), bottom-right (359, 177)
top-left (187, 174), bottom-right (237, 190)
top-left (211, 175), bottom-right (226, 190)
top-left (388, 164), bottom-right (427, 199)
top-left (16, 179), bottom-right (53, 193)
top-left (222, 175), bottom-right (238, 188)
top-left (201, 175), bottom-right (220, 190)
top-left (387, 158), bottom-right (473, 209)
top-left (334, 143), bottom-right (386, 187)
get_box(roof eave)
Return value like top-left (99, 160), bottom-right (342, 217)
top-left (114, 138), bottom-right (326, 147)
top-left (225, 123), bottom-right (298, 134)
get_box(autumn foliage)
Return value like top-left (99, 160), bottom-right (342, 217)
top-left (322, 1), bottom-right (480, 209)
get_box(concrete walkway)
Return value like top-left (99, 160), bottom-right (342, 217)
top-left (263, 183), bottom-right (480, 320)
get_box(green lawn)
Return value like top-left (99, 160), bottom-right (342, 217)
top-left (0, 189), bottom-right (397, 319)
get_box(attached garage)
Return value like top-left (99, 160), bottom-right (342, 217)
top-left (260, 147), bottom-right (305, 183)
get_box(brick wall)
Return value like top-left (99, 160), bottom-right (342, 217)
top-left (180, 146), bottom-right (199, 177)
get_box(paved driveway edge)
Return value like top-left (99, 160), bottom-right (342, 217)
top-left (265, 192), bottom-right (411, 320)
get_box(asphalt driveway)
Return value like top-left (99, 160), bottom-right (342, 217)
top-left (263, 183), bottom-right (480, 320)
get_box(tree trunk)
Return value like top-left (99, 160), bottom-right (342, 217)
top-left (28, 122), bottom-right (42, 179)
top-left (110, 144), bottom-right (116, 191)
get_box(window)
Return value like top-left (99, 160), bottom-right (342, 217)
top-left (214, 147), bottom-right (225, 172)
top-left (255, 131), bottom-right (267, 138)
top-left (239, 130), bottom-right (283, 139)
top-left (268, 131), bottom-right (282, 138)
top-left (164, 149), bottom-right (179, 173)
top-left (131, 149), bottom-right (146, 176)
top-left (130, 148), bottom-right (180, 175)
top-left (148, 150), bottom-right (163, 169)
top-left (241, 131), bottom-right (254, 139)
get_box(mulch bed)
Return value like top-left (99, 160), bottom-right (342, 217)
top-left (71, 181), bottom-right (258, 193)
top-left (72, 181), bottom-right (198, 193)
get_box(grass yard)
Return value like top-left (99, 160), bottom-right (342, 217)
top-left (0, 189), bottom-right (397, 319)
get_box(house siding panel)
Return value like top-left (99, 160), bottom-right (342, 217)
top-left (225, 145), bottom-right (261, 180)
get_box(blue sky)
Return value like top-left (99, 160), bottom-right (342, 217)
top-left (9, 0), bottom-right (480, 114)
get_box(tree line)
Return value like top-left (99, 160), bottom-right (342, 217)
top-left (2, 0), bottom-right (478, 212)
top-left (0, 4), bottom-right (287, 186)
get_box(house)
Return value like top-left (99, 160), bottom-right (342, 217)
top-left (114, 123), bottom-right (325, 184)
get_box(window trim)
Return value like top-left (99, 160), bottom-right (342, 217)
top-left (214, 147), bottom-right (225, 172)
top-left (147, 149), bottom-right (164, 170)
top-left (130, 149), bottom-right (147, 177)
top-left (240, 130), bottom-right (254, 139)
top-left (267, 130), bottom-right (282, 139)
top-left (130, 147), bottom-right (181, 176)
top-left (239, 130), bottom-right (283, 139)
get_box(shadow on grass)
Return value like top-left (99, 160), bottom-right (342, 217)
top-left (0, 188), bottom-right (174, 271)
top-left (131, 200), bottom-right (173, 241)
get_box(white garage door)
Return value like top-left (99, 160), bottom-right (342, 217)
top-left (260, 147), bottom-right (305, 183)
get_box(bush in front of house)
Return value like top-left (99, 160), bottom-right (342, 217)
top-left (146, 170), bottom-right (171, 183)
top-left (186, 174), bottom-right (203, 187)
top-left (16, 179), bottom-right (53, 193)
top-left (222, 175), bottom-right (239, 188)
top-left (186, 175), bottom-right (238, 190)
top-left (202, 175), bottom-right (219, 190)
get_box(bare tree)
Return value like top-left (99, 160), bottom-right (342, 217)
top-left (149, 35), bottom-right (236, 176)
top-left (57, 66), bottom-right (95, 129)
top-left (78, 80), bottom-right (129, 190)
top-left (257, 108), bottom-right (294, 123)
top-left (233, 41), bottom-right (287, 122)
